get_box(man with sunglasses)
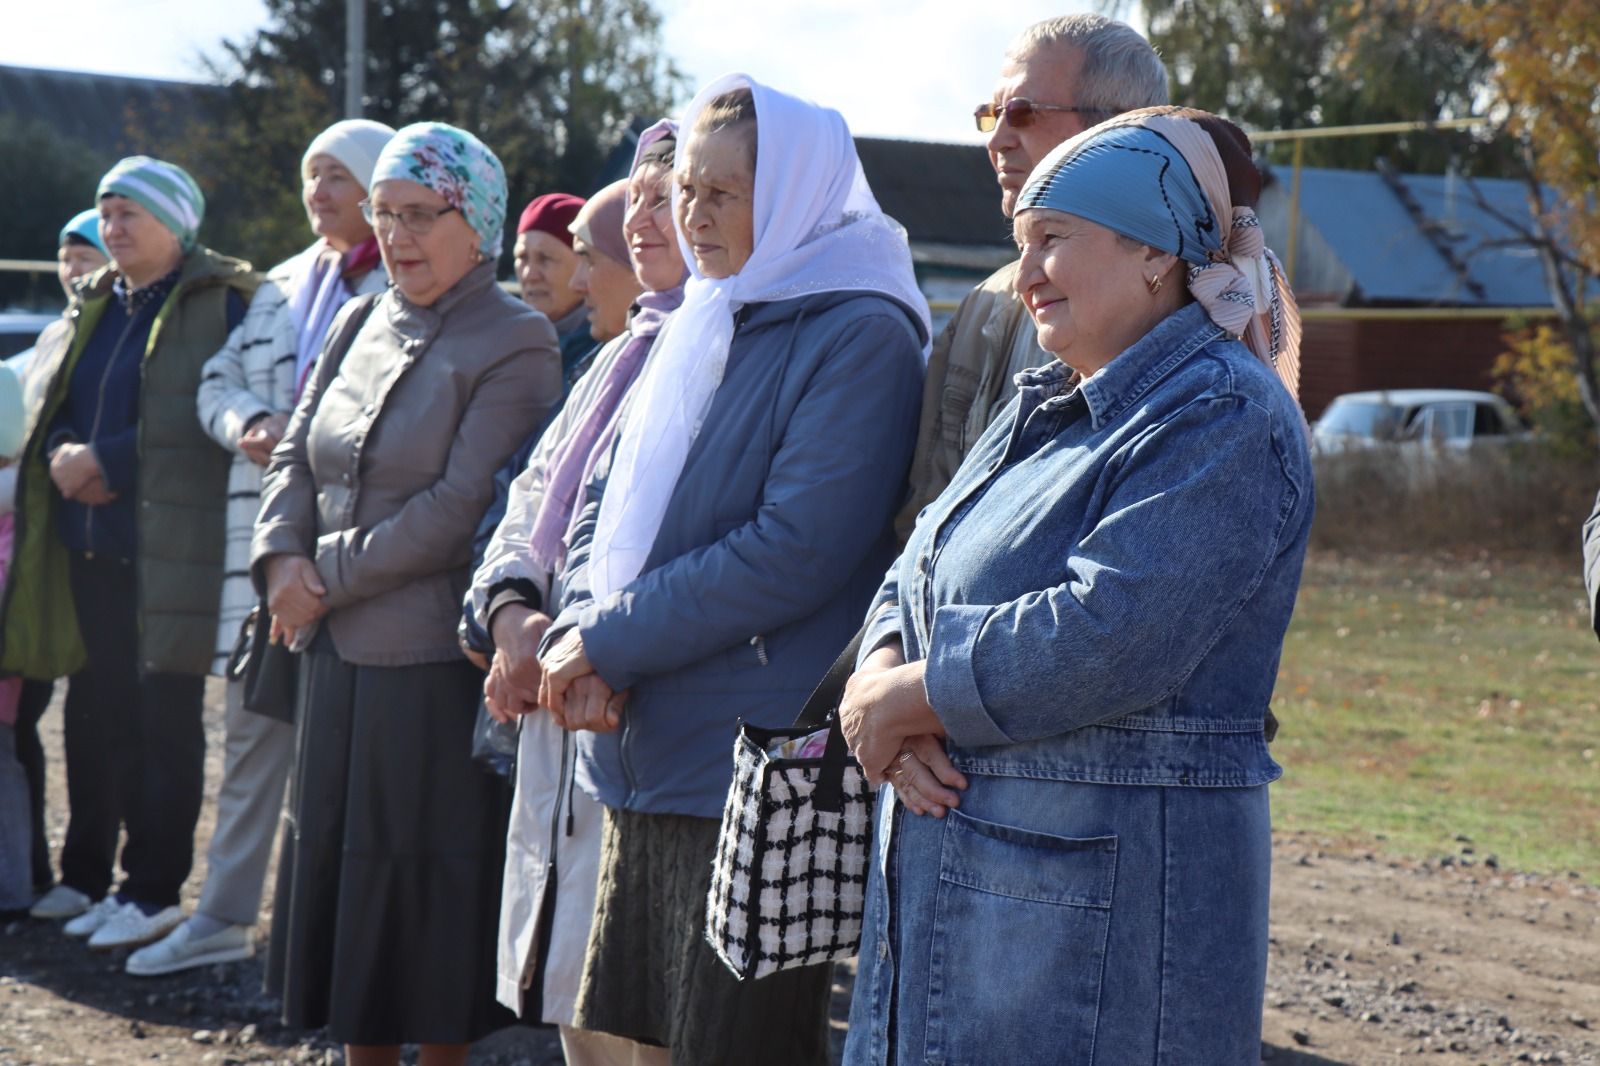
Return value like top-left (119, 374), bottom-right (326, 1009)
top-left (894, 14), bottom-right (1168, 540)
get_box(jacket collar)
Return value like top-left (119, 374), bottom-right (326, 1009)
top-left (1016, 303), bottom-right (1224, 431)
top-left (71, 246), bottom-right (256, 311)
top-left (387, 260), bottom-right (498, 337)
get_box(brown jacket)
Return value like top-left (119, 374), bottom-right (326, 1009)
top-left (251, 262), bottom-right (561, 666)
top-left (893, 260), bottom-right (1043, 541)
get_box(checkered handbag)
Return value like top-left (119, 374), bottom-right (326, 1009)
top-left (705, 626), bottom-right (874, 980)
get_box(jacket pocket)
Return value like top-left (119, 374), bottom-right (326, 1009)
top-left (937, 365), bottom-right (979, 450)
top-left (925, 809), bottom-right (1116, 1066)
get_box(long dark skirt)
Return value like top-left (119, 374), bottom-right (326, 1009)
top-left (265, 632), bottom-right (512, 1045)
top-left (574, 806), bottom-right (833, 1066)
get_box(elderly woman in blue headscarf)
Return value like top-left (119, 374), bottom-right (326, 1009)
top-left (251, 122), bottom-right (562, 1066)
top-left (839, 107), bottom-right (1312, 1066)
top-left (1, 207), bottom-right (109, 910)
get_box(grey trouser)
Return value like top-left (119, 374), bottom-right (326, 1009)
top-left (196, 681), bottom-right (294, 926)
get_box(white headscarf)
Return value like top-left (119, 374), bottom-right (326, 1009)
top-left (587, 73), bottom-right (929, 602)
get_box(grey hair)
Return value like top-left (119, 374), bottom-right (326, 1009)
top-left (1006, 14), bottom-right (1170, 114)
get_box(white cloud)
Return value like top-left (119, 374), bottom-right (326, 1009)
top-left (1, 0), bottom-right (267, 81)
top-left (658, 0), bottom-right (1101, 143)
top-left (2, 0), bottom-right (1131, 145)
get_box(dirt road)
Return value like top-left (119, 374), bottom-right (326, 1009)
top-left (2, 683), bottom-right (1595, 1065)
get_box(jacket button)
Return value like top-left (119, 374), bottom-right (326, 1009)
top-left (878, 938), bottom-right (888, 960)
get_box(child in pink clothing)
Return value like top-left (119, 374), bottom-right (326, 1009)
top-left (1, 361), bottom-right (32, 911)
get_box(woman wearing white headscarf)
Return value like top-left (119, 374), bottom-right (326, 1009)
top-left (535, 75), bottom-right (929, 1065)
top-left (122, 119), bottom-right (395, 978)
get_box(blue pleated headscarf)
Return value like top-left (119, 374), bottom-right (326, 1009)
top-left (1018, 122), bottom-right (1223, 266)
top-left (1016, 108), bottom-right (1302, 401)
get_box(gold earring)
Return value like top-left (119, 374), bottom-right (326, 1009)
top-left (1147, 273), bottom-right (1163, 294)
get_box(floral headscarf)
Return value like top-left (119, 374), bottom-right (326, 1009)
top-left (370, 122), bottom-right (508, 259)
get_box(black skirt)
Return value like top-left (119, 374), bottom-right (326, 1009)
top-left (265, 631), bottom-right (513, 1045)
top-left (574, 806), bottom-right (833, 1065)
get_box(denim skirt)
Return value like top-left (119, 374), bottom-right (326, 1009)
top-left (845, 775), bottom-right (1272, 1066)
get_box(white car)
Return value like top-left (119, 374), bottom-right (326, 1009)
top-left (1311, 389), bottom-right (1532, 453)
top-left (0, 311), bottom-right (58, 362)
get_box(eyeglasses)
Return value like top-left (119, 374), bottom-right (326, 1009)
top-left (974, 98), bottom-right (1111, 132)
top-left (359, 200), bottom-right (458, 236)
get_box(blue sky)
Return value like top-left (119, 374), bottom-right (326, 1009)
top-left (1, 0), bottom-right (1112, 143)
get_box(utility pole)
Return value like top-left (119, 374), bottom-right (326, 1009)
top-left (344, 0), bottom-right (365, 118)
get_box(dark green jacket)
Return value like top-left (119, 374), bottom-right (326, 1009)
top-left (0, 248), bottom-right (259, 679)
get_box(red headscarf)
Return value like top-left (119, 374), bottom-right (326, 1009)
top-left (517, 193), bottom-right (585, 246)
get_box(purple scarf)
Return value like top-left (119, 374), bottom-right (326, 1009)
top-left (528, 286), bottom-right (684, 571)
top-left (288, 238), bottom-right (382, 400)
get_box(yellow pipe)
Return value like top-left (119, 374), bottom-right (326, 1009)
top-left (1299, 306), bottom-right (1557, 320)
top-left (1250, 116), bottom-right (1489, 143)
top-left (1286, 138), bottom-right (1305, 288)
top-left (925, 302), bottom-right (1552, 320)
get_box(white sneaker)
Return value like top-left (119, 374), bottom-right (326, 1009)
top-left (126, 920), bottom-right (253, 976)
top-left (29, 885), bottom-right (92, 920)
top-left (62, 896), bottom-right (123, 937)
top-left (88, 903), bottom-right (185, 951)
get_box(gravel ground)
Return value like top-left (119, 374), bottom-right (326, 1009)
top-left (1, 681), bottom-right (1595, 1065)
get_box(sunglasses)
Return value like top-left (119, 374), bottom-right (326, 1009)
top-left (974, 98), bottom-right (1111, 132)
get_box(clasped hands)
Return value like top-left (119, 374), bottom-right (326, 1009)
top-left (483, 605), bottom-right (626, 733)
top-left (264, 553), bottom-right (328, 646)
top-left (48, 442), bottom-right (115, 506)
top-left (838, 642), bottom-right (968, 818)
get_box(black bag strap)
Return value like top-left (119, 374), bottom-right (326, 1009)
top-left (323, 291), bottom-right (381, 377)
top-left (790, 623), bottom-right (870, 815)
top-left (793, 623), bottom-right (868, 731)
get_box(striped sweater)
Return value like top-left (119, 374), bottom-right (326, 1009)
top-left (195, 244), bottom-right (387, 673)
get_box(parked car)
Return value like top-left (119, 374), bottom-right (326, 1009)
top-left (1312, 389), bottom-right (1532, 454)
top-left (0, 311), bottom-right (58, 362)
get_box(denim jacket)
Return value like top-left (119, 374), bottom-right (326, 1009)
top-left (864, 302), bottom-right (1313, 787)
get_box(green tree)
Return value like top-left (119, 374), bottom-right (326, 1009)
top-left (1104, 0), bottom-right (1509, 174)
top-left (175, 0), bottom-right (683, 270)
top-left (0, 116), bottom-right (108, 307)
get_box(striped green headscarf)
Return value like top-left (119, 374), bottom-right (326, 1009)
top-left (97, 156), bottom-right (206, 251)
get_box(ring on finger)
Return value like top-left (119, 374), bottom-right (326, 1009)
top-left (897, 749), bottom-right (915, 765)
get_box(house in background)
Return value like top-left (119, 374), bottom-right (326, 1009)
top-left (601, 130), bottom-right (1015, 335)
top-left (0, 64), bottom-right (217, 157)
top-left (853, 137), bottom-right (1014, 332)
top-left (1256, 163), bottom-right (1581, 418)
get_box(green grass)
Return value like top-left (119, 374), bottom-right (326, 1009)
top-left (1271, 551), bottom-right (1600, 882)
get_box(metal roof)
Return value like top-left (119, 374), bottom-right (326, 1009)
top-left (1277, 165), bottom-right (1582, 307)
top-left (0, 64), bottom-right (220, 157)
top-left (855, 137), bottom-right (1011, 250)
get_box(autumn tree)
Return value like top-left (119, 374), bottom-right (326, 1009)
top-left (1104, 0), bottom-right (1509, 174)
top-left (1419, 0), bottom-right (1600, 440)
